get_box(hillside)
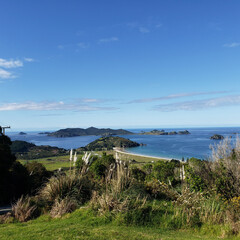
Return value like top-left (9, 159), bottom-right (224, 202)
top-left (48, 127), bottom-right (133, 138)
top-left (83, 136), bottom-right (140, 151)
top-left (11, 140), bottom-right (67, 159)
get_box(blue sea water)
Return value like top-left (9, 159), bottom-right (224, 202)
top-left (7, 127), bottom-right (240, 160)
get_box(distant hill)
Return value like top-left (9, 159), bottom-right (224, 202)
top-left (82, 136), bottom-right (140, 151)
top-left (48, 127), bottom-right (133, 138)
top-left (11, 140), bottom-right (67, 159)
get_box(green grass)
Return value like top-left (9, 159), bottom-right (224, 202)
top-left (19, 155), bottom-right (71, 171)
top-left (0, 208), bottom-right (238, 240)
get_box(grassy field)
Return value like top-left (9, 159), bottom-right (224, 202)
top-left (0, 208), bottom-right (237, 240)
top-left (19, 155), bottom-right (71, 171)
top-left (18, 150), bottom-right (165, 171)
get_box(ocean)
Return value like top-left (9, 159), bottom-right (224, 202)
top-left (7, 127), bottom-right (240, 160)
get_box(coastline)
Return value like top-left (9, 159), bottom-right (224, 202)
top-left (113, 147), bottom-right (174, 161)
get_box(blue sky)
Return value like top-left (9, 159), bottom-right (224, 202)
top-left (1, 0), bottom-right (240, 130)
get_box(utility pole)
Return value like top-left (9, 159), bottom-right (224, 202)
top-left (0, 126), bottom-right (11, 135)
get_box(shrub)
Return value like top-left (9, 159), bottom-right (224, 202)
top-left (173, 188), bottom-right (225, 228)
top-left (145, 179), bottom-right (178, 200)
top-left (12, 195), bottom-right (37, 222)
top-left (25, 162), bottom-right (50, 194)
top-left (50, 197), bottom-right (77, 218)
top-left (0, 212), bottom-right (14, 224)
top-left (152, 161), bottom-right (180, 186)
top-left (211, 138), bottom-right (240, 199)
top-left (90, 159), bottom-right (107, 180)
top-left (39, 173), bottom-right (92, 208)
top-left (91, 163), bottom-right (134, 214)
top-left (130, 166), bottom-right (146, 182)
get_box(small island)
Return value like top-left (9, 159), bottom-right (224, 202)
top-left (141, 129), bottom-right (190, 135)
top-left (210, 134), bottom-right (224, 140)
top-left (19, 132), bottom-right (27, 135)
top-left (38, 132), bottom-right (52, 135)
top-left (48, 127), bottom-right (133, 138)
top-left (81, 136), bottom-right (140, 151)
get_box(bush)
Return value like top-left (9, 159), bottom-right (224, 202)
top-left (25, 162), bottom-right (50, 194)
top-left (145, 179), bottom-right (178, 200)
top-left (130, 167), bottom-right (146, 182)
top-left (39, 173), bottom-right (93, 209)
top-left (50, 197), bottom-right (77, 218)
top-left (12, 195), bottom-right (37, 222)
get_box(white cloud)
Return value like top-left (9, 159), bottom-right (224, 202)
top-left (223, 42), bottom-right (240, 48)
top-left (153, 95), bottom-right (240, 112)
top-left (0, 100), bottom-right (118, 112)
top-left (0, 68), bottom-right (15, 79)
top-left (128, 91), bottom-right (229, 104)
top-left (0, 57), bottom-right (33, 80)
top-left (98, 37), bottom-right (119, 43)
top-left (24, 58), bottom-right (35, 62)
top-left (0, 58), bottom-right (23, 68)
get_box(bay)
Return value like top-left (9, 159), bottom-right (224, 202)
top-left (7, 127), bottom-right (240, 160)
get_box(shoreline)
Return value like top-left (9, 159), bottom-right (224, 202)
top-left (113, 147), bottom-right (175, 161)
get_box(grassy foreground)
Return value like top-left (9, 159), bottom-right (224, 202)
top-left (0, 208), bottom-right (237, 240)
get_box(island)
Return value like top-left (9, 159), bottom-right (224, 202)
top-left (80, 136), bottom-right (140, 151)
top-left (38, 132), bottom-right (52, 135)
top-left (210, 134), bottom-right (224, 140)
top-left (19, 132), bottom-right (27, 135)
top-left (141, 129), bottom-right (190, 135)
top-left (48, 127), bottom-right (133, 138)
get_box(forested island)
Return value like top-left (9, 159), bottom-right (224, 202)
top-left (48, 127), bottom-right (133, 137)
top-left (81, 136), bottom-right (140, 151)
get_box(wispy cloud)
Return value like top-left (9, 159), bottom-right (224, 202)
top-left (0, 100), bottom-right (118, 112)
top-left (153, 95), bottom-right (240, 112)
top-left (58, 42), bottom-right (90, 51)
top-left (223, 42), bottom-right (240, 48)
top-left (24, 58), bottom-right (35, 62)
top-left (0, 68), bottom-right (15, 79)
top-left (0, 58), bottom-right (23, 68)
top-left (98, 37), bottom-right (119, 43)
top-left (127, 91), bottom-right (229, 104)
top-left (0, 57), bottom-right (33, 79)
